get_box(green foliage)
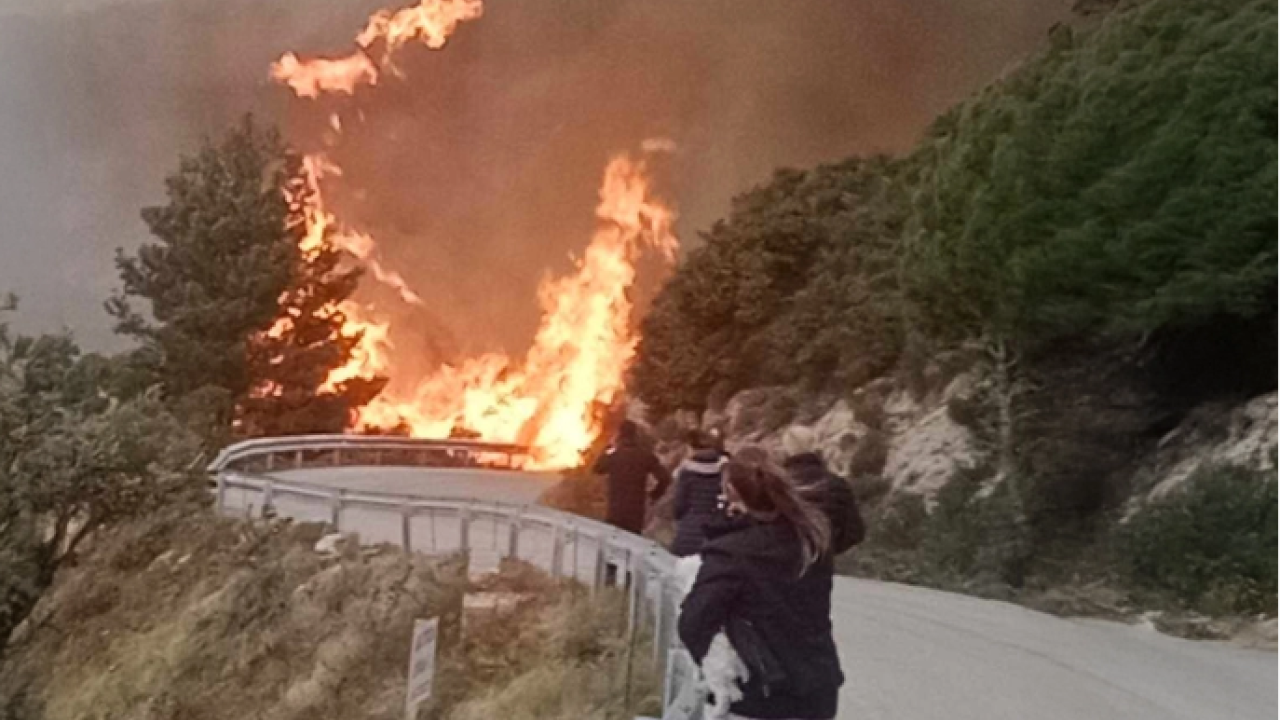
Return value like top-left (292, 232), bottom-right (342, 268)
top-left (902, 0), bottom-right (1277, 350)
top-left (107, 116), bottom-right (384, 441)
top-left (917, 469), bottom-right (1033, 589)
top-left (633, 157), bottom-right (905, 415)
top-left (0, 320), bottom-right (204, 653)
top-left (1121, 464), bottom-right (1277, 614)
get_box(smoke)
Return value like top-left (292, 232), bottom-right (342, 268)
top-left (0, 0), bottom-right (1068, 351)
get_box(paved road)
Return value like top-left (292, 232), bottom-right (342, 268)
top-left (246, 467), bottom-right (1276, 720)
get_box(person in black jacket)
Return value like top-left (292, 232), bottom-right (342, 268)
top-left (671, 430), bottom-right (728, 557)
top-left (781, 426), bottom-right (866, 557)
top-left (592, 420), bottom-right (672, 584)
top-left (593, 420), bottom-right (672, 533)
top-left (679, 446), bottom-right (841, 720)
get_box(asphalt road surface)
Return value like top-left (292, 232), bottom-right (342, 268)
top-left (247, 466), bottom-right (1275, 720)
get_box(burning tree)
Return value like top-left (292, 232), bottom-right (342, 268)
top-left (107, 117), bottom-right (385, 440)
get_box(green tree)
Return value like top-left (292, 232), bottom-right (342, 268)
top-left (633, 157), bottom-right (905, 415)
top-left (903, 0), bottom-right (1277, 350)
top-left (108, 117), bottom-right (383, 440)
top-left (0, 317), bottom-right (204, 653)
top-left (900, 0), bottom-right (1276, 500)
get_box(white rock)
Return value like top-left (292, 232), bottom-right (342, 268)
top-left (1146, 392), bottom-right (1277, 499)
top-left (883, 405), bottom-right (978, 495)
top-left (313, 533), bottom-right (346, 556)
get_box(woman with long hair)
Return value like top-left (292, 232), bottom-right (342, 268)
top-left (678, 446), bottom-right (843, 720)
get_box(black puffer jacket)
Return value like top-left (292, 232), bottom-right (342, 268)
top-left (784, 453), bottom-right (865, 556)
top-left (678, 517), bottom-right (843, 719)
top-left (670, 449), bottom-right (727, 556)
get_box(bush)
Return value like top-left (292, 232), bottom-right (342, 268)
top-left (847, 429), bottom-right (890, 478)
top-left (867, 492), bottom-right (928, 551)
top-left (1120, 464), bottom-right (1277, 615)
top-left (919, 468), bottom-right (1033, 590)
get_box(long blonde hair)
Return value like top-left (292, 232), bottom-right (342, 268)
top-left (724, 445), bottom-right (831, 572)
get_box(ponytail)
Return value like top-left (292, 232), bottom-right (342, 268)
top-left (724, 446), bottom-right (831, 572)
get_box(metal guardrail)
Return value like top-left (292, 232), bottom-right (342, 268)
top-left (209, 435), bottom-right (698, 715)
top-left (207, 434), bottom-right (530, 474)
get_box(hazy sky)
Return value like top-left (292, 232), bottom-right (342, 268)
top-left (0, 0), bottom-right (1068, 353)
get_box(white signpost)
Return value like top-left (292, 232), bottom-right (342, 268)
top-left (405, 617), bottom-right (439, 720)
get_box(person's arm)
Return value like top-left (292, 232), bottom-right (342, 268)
top-left (826, 476), bottom-right (866, 555)
top-left (672, 468), bottom-right (692, 520)
top-left (677, 549), bottom-right (742, 662)
top-left (648, 453), bottom-right (673, 501)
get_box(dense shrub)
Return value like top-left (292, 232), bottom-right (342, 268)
top-left (1121, 464), bottom-right (1277, 614)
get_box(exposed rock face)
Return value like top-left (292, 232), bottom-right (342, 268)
top-left (1141, 392), bottom-right (1277, 500)
top-left (642, 370), bottom-right (1275, 515)
top-left (698, 371), bottom-right (981, 500)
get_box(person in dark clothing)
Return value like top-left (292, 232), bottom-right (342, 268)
top-left (679, 446), bottom-right (841, 720)
top-left (781, 426), bottom-right (865, 557)
top-left (592, 420), bottom-right (672, 584)
top-left (593, 420), bottom-right (672, 533)
top-left (671, 430), bottom-right (729, 557)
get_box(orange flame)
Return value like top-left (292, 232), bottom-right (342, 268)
top-left (354, 150), bottom-right (677, 468)
top-left (270, 0), bottom-right (482, 98)
top-left (293, 147), bottom-right (676, 468)
top-left (271, 0), bottom-right (677, 468)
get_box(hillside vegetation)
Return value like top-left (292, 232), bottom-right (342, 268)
top-left (0, 510), bottom-right (658, 720)
top-left (632, 0), bottom-right (1277, 623)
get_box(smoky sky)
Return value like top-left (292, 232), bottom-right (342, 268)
top-left (0, 0), bottom-right (1068, 358)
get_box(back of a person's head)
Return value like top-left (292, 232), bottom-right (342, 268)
top-left (725, 445), bottom-right (831, 570)
top-left (724, 446), bottom-right (783, 512)
top-left (781, 425), bottom-right (817, 459)
top-left (617, 420), bottom-right (639, 444)
top-left (687, 429), bottom-right (719, 452)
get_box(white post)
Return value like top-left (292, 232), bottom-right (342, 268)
top-left (261, 481), bottom-right (275, 519)
top-left (550, 524), bottom-right (565, 578)
top-left (507, 512), bottom-right (521, 559)
top-left (330, 489), bottom-right (344, 529)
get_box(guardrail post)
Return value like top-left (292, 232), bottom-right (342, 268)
top-left (652, 574), bottom-right (669, 672)
top-left (550, 524), bottom-right (564, 578)
top-left (330, 489), bottom-right (344, 529)
top-left (569, 526), bottom-right (580, 581)
top-left (400, 504), bottom-right (412, 552)
top-left (592, 537), bottom-right (607, 594)
top-left (215, 473), bottom-right (227, 512)
top-left (265, 452), bottom-right (275, 472)
top-left (294, 450), bottom-right (303, 469)
top-left (626, 550), bottom-right (641, 636)
top-left (261, 480), bottom-right (275, 519)
top-left (507, 512), bottom-right (522, 560)
top-left (331, 447), bottom-right (341, 466)
top-left (459, 504), bottom-right (472, 553)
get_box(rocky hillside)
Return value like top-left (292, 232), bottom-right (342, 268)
top-left (629, 0), bottom-right (1277, 633)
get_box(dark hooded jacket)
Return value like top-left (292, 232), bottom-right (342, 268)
top-left (670, 449), bottom-right (727, 556)
top-left (783, 453), bottom-right (865, 556)
top-left (592, 438), bottom-right (672, 534)
top-left (678, 515), bottom-right (843, 719)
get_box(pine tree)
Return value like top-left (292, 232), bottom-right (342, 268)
top-left (108, 116), bottom-right (384, 440)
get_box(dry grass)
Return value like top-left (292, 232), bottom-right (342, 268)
top-left (0, 510), bottom-right (660, 720)
top-left (439, 577), bottom-right (661, 720)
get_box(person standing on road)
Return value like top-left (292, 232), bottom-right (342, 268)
top-left (679, 446), bottom-right (842, 720)
top-left (593, 420), bottom-right (672, 582)
top-left (781, 426), bottom-right (865, 557)
top-left (671, 430), bottom-right (729, 557)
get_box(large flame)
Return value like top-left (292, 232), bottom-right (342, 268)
top-left (271, 0), bottom-right (677, 469)
top-left (271, 0), bottom-right (482, 98)
top-left (353, 152), bottom-right (676, 468)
